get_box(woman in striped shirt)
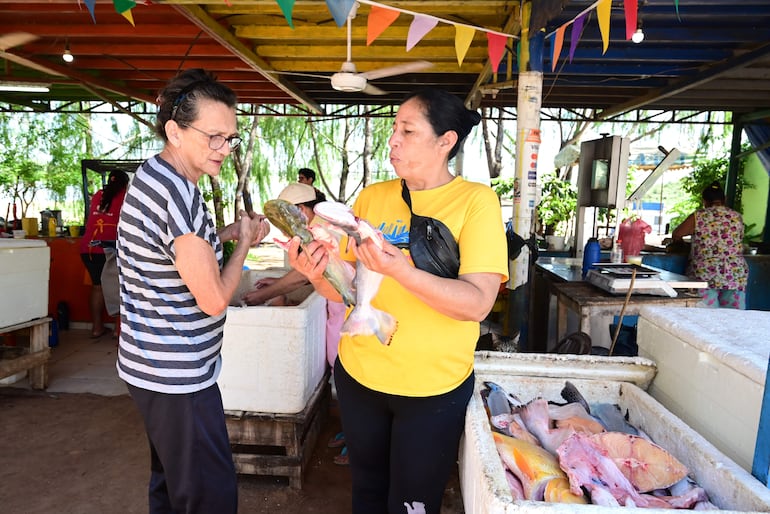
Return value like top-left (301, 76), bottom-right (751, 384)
top-left (116, 69), bottom-right (269, 513)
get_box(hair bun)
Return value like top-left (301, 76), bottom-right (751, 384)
top-left (467, 110), bottom-right (482, 127)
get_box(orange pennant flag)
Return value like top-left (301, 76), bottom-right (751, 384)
top-left (486, 33), bottom-right (507, 73)
top-left (551, 25), bottom-right (566, 71)
top-left (367, 5), bottom-right (400, 46)
top-left (597, 0), bottom-right (611, 54)
top-left (455, 25), bottom-right (475, 66)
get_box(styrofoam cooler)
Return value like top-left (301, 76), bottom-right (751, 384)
top-left (459, 374), bottom-right (770, 513)
top-left (637, 306), bottom-right (770, 472)
top-left (0, 239), bottom-right (50, 328)
top-left (218, 268), bottom-right (327, 414)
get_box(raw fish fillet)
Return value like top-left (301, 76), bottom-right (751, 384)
top-left (313, 201), bottom-right (396, 345)
top-left (492, 432), bottom-right (566, 501)
top-left (591, 432), bottom-right (688, 493)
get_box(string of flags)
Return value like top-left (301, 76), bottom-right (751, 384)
top-left (83, 0), bottom-right (680, 75)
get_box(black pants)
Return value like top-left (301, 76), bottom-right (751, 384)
top-left (126, 382), bottom-right (238, 514)
top-left (333, 358), bottom-right (474, 514)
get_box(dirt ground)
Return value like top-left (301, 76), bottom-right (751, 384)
top-left (0, 387), bottom-right (465, 514)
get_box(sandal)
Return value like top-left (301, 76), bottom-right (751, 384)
top-left (327, 431), bottom-right (345, 448)
top-left (90, 328), bottom-right (110, 339)
top-left (333, 446), bottom-right (349, 466)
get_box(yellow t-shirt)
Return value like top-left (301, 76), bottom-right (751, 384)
top-left (338, 177), bottom-right (509, 396)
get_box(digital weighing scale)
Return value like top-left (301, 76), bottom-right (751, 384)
top-left (585, 263), bottom-right (678, 297)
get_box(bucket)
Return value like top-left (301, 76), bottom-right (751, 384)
top-left (21, 217), bottom-right (38, 236)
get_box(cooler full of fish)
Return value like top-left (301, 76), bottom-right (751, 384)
top-left (637, 306), bottom-right (770, 472)
top-left (218, 268), bottom-right (327, 414)
top-left (460, 373), bottom-right (770, 512)
top-left (0, 238), bottom-right (50, 328)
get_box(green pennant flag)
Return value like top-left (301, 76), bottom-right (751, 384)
top-left (113, 0), bottom-right (136, 14)
top-left (275, 0), bottom-right (295, 29)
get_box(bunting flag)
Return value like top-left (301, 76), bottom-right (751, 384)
top-left (120, 9), bottom-right (135, 26)
top-left (84, 0), bottom-right (97, 23)
top-left (675, 0), bottom-right (681, 21)
top-left (551, 25), bottom-right (566, 71)
top-left (568, 13), bottom-right (585, 62)
top-left (455, 25), bottom-right (475, 66)
top-left (486, 32), bottom-right (507, 73)
top-left (624, 0), bottom-right (637, 40)
top-left (275, 0), bottom-right (296, 29)
top-left (325, 0), bottom-right (356, 27)
top-left (113, 0), bottom-right (135, 13)
top-left (367, 5), bottom-right (400, 45)
top-left (597, 0), bottom-right (611, 53)
top-left (406, 15), bottom-right (438, 52)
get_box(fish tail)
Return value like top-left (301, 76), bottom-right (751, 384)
top-left (341, 306), bottom-right (397, 345)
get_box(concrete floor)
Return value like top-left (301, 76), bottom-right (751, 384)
top-left (2, 324), bottom-right (127, 396)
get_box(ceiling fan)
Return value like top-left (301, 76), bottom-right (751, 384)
top-left (271, 3), bottom-right (433, 95)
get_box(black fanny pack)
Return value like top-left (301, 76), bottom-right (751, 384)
top-left (401, 180), bottom-right (460, 278)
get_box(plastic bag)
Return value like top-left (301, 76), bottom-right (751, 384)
top-left (618, 217), bottom-right (651, 257)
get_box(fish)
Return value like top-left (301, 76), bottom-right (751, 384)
top-left (492, 431), bottom-right (567, 501)
top-left (543, 477), bottom-right (588, 504)
top-left (555, 432), bottom-right (673, 508)
top-left (482, 381), bottom-right (513, 418)
top-left (263, 199), bottom-right (356, 306)
top-left (591, 402), bottom-right (639, 435)
top-left (313, 200), bottom-right (397, 345)
top-left (519, 398), bottom-right (575, 454)
top-left (560, 381), bottom-right (591, 414)
top-left (590, 432), bottom-right (688, 493)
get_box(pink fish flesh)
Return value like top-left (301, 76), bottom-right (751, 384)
top-left (314, 201), bottom-right (396, 345)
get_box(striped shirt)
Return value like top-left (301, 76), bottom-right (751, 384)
top-left (116, 155), bottom-right (225, 394)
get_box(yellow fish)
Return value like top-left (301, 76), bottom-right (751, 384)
top-left (492, 431), bottom-right (566, 501)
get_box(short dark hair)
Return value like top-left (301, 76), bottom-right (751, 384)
top-left (401, 88), bottom-right (482, 160)
top-left (298, 168), bottom-right (316, 181)
top-left (155, 68), bottom-right (237, 142)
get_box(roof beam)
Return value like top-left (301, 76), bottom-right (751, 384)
top-left (598, 42), bottom-right (770, 120)
top-left (172, 4), bottom-right (323, 114)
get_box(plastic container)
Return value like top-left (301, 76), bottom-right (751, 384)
top-left (459, 374), bottom-right (770, 513)
top-left (637, 306), bottom-right (770, 472)
top-left (47, 217), bottom-right (57, 237)
top-left (610, 240), bottom-right (623, 263)
top-left (218, 268), bottom-right (328, 414)
top-left (581, 237), bottom-right (600, 278)
top-left (0, 239), bottom-right (50, 328)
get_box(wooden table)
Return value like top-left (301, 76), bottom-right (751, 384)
top-left (0, 317), bottom-right (51, 389)
top-left (553, 282), bottom-right (700, 349)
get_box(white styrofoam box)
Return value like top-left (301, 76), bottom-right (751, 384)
top-left (637, 306), bottom-right (770, 472)
top-left (475, 351), bottom-right (657, 390)
top-left (460, 375), bottom-right (770, 513)
top-left (0, 239), bottom-right (50, 328)
top-left (219, 268), bottom-right (327, 414)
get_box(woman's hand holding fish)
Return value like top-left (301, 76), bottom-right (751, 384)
top-left (288, 237), bottom-right (329, 281)
top-left (351, 236), bottom-right (408, 277)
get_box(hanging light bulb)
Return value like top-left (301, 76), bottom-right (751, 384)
top-left (62, 41), bottom-right (74, 63)
top-left (632, 19), bottom-right (645, 44)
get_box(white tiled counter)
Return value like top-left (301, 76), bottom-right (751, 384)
top-left (637, 306), bottom-right (770, 472)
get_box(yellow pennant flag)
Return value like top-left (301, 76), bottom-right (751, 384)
top-left (597, 0), bottom-right (611, 54)
top-left (454, 25), bottom-right (475, 67)
top-left (120, 8), bottom-right (135, 27)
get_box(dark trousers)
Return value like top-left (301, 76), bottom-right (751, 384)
top-left (333, 358), bottom-right (474, 514)
top-left (127, 382), bottom-right (238, 514)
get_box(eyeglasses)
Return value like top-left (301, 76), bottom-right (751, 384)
top-left (180, 123), bottom-right (242, 151)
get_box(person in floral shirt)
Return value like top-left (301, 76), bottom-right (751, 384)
top-left (672, 181), bottom-right (748, 308)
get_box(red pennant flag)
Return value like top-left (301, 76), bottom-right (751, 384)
top-left (552, 25), bottom-right (566, 71)
top-left (367, 5), bottom-right (400, 46)
top-left (486, 33), bottom-right (507, 73)
top-left (624, 0), bottom-right (638, 40)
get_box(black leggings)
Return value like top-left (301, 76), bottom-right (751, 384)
top-left (333, 357), bottom-right (474, 514)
